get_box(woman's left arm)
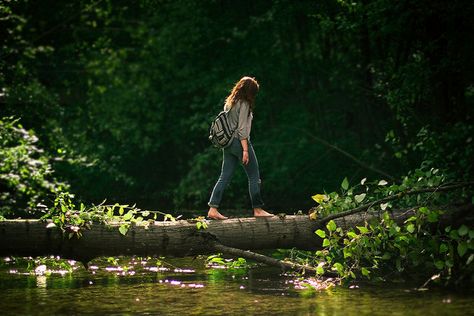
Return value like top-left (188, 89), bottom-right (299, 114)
top-left (237, 101), bottom-right (251, 165)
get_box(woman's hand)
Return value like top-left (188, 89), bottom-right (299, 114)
top-left (242, 150), bottom-right (249, 165)
top-left (240, 138), bottom-right (250, 165)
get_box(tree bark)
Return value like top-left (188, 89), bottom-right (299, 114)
top-left (0, 205), bottom-right (470, 263)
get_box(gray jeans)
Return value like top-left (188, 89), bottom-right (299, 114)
top-left (208, 138), bottom-right (264, 208)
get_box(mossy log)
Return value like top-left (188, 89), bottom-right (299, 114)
top-left (0, 205), bottom-right (470, 264)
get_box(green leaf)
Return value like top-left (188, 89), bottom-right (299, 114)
top-left (361, 267), bottom-right (370, 277)
top-left (119, 225), bottom-right (128, 236)
top-left (355, 193), bottom-right (366, 203)
top-left (449, 229), bottom-right (459, 240)
top-left (382, 252), bottom-right (391, 260)
top-left (427, 211), bottom-right (439, 223)
top-left (419, 207), bottom-right (429, 214)
top-left (312, 194), bottom-right (327, 204)
top-left (347, 231), bottom-right (357, 239)
top-left (357, 226), bottom-right (369, 234)
top-left (210, 257), bottom-right (225, 264)
top-left (322, 238), bottom-right (331, 247)
top-left (341, 177), bottom-right (349, 190)
top-left (457, 242), bottom-right (468, 257)
top-left (315, 229), bottom-right (326, 238)
top-left (343, 249), bottom-right (352, 258)
top-left (164, 214), bottom-right (176, 221)
top-left (470, 230), bottom-right (474, 239)
top-left (380, 203), bottom-right (389, 211)
top-left (316, 266), bottom-right (324, 275)
top-left (378, 180), bottom-right (388, 186)
top-left (332, 262), bottom-right (344, 274)
top-left (458, 225), bottom-right (469, 236)
top-left (434, 260), bottom-right (444, 269)
top-left (439, 243), bottom-right (448, 253)
top-left (406, 224), bottom-right (415, 233)
top-left (397, 235), bottom-right (409, 243)
top-left (123, 211), bottom-right (134, 221)
top-left (326, 220), bottom-right (337, 232)
top-left (119, 207), bottom-right (124, 216)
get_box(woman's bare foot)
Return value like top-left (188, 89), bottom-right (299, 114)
top-left (208, 207), bottom-right (228, 220)
top-left (253, 208), bottom-right (274, 217)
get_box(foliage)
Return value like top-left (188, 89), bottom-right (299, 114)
top-left (311, 166), bottom-right (448, 218)
top-left (385, 123), bottom-right (474, 181)
top-left (193, 216), bottom-right (208, 230)
top-left (310, 209), bottom-right (473, 286)
top-left (1, 256), bottom-right (77, 275)
top-left (42, 192), bottom-right (177, 238)
top-left (206, 254), bottom-right (250, 270)
top-left (1, 0), bottom-right (472, 211)
top-left (301, 170), bottom-right (474, 286)
top-left (0, 117), bottom-right (69, 218)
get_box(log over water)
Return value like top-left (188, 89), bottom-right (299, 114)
top-left (0, 205), bottom-right (470, 263)
top-left (1, 216), bottom-right (318, 262)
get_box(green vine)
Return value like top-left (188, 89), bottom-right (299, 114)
top-left (41, 192), bottom-right (177, 238)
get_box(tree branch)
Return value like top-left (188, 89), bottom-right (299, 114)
top-left (318, 182), bottom-right (474, 224)
top-left (211, 242), bottom-right (337, 277)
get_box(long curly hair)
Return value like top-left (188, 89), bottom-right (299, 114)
top-left (224, 76), bottom-right (259, 111)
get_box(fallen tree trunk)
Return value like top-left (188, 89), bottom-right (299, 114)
top-left (1, 204), bottom-right (470, 265)
top-left (0, 215), bottom-right (318, 262)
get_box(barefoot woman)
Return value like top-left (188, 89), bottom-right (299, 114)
top-left (208, 76), bottom-right (273, 220)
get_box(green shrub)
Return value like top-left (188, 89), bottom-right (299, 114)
top-left (0, 117), bottom-right (69, 218)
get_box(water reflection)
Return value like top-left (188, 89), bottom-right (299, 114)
top-left (0, 256), bottom-right (473, 315)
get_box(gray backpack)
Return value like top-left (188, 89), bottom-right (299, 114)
top-left (209, 110), bottom-right (234, 148)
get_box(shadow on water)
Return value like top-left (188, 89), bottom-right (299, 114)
top-left (0, 256), bottom-right (473, 315)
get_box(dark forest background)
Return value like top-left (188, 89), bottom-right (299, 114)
top-left (1, 0), bottom-right (473, 215)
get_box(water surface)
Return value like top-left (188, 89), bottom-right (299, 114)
top-left (0, 257), bottom-right (472, 315)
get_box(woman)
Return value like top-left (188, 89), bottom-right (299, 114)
top-left (208, 76), bottom-right (274, 220)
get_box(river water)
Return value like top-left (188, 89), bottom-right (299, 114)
top-left (0, 256), bottom-right (472, 315)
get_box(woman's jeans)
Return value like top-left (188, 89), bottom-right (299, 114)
top-left (208, 138), bottom-right (264, 209)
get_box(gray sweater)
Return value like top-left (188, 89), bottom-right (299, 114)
top-left (224, 100), bottom-right (253, 140)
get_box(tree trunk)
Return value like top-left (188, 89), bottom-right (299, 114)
top-left (0, 205), bottom-right (470, 263)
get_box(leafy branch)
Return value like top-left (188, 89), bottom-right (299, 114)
top-left (302, 169), bottom-right (474, 286)
top-left (42, 192), bottom-right (178, 238)
top-left (318, 181), bottom-right (474, 224)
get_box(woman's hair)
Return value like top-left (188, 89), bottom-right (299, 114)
top-left (225, 76), bottom-right (259, 111)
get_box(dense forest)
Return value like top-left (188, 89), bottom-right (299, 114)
top-left (1, 0), bottom-right (473, 216)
